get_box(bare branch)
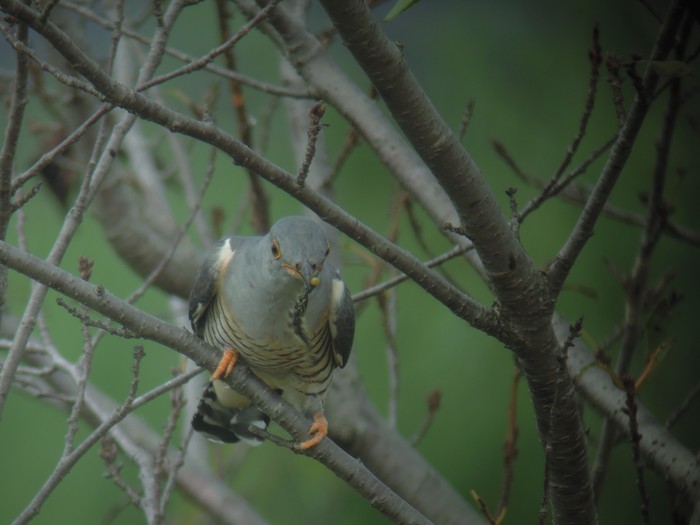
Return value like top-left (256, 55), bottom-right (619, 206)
top-left (5, 0), bottom-right (492, 330)
top-left (555, 314), bottom-right (700, 504)
top-left (296, 101), bottom-right (326, 187)
top-left (547, 0), bottom-right (686, 295)
top-left (0, 0), bottom-right (190, 420)
top-left (59, 0), bottom-right (310, 98)
top-left (0, 16), bottom-right (29, 332)
top-left (0, 239), bottom-right (436, 525)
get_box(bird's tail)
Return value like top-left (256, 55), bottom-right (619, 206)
top-left (191, 382), bottom-right (269, 446)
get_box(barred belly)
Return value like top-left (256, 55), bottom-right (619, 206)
top-left (203, 295), bottom-right (335, 400)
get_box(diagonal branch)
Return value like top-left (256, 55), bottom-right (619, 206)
top-left (554, 314), bottom-right (700, 504)
top-left (0, 0), bottom-right (494, 334)
top-left (0, 239), bottom-right (435, 525)
top-left (314, 0), bottom-right (533, 310)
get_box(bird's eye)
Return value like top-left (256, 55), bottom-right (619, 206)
top-left (271, 239), bottom-right (281, 259)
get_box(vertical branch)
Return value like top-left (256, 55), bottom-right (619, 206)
top-left (498, 367), bottom-right (521, 515)
top-left (215, 0), bottom-right (271, 234)
top-left (0, 18), bottom-right (29, 329)
top-left (377, 289), bottom-right (400, 428)
top-left (457, 98), bottom-right (475, 141)
top-left (552, 24), bottom-right (602, 181)
top-left (623, 377), bottom-right (650, 523)
top-left (296, 101), bottom-right (326, 186)
top-left (63, 258), bottom-right (97, 455)
top-left (592, 20), bottom-right (686, 496)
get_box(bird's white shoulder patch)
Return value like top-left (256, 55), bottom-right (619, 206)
top-left (216, 238), bottom-right (236, 267)
top-left (215, 238), bottom-right (236, 281)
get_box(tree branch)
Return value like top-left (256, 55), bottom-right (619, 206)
top-left (0, 239), bottom-right (435, 525)
top-left (0, 0), bottom-right (494, 334)
top-left (315, 0), bottom-right (532, 308)
top-left (314, 2), bottom-right (597, 524)
top-left (555, 314), bottom-right (700, 505)
top-left (547, 0), bottom-right (687, 295)
top-left (235, 0), bottom-right (486, 280)
top-left (0, 15), bottom-right (29, 330)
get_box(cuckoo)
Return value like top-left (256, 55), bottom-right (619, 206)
top-left (189, 216), bottom-right (355, 450)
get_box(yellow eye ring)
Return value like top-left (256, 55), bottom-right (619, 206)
top-left (270, 239), bottom-right (281, 259)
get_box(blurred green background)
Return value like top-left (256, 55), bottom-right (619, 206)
top-left (1, 0), bottom-right (698, 524)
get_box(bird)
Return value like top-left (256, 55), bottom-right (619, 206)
top-left (188, 216), bottom-right (355, 450)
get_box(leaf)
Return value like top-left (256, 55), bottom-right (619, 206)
top-left (384, 0), bottom-right (423, 22)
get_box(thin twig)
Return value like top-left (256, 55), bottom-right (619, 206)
top-left (0, 21), bottom-right (104, 99)
top-left (377, 289), bottom-right (400, 428)
top-left (497, 368), bottom-right (520, 515)
top-left (410, 389), bottom-right (441, 446)
top-left (124, 159), bottom-right (216, 305)
top-left (63, 297), bottom-right (98, 456)
top-left (152, 374), bottom-right (187, 522)
top-left (330, 125), bottom-right (361, 181)
top-left (215, 0), bottom-right (270, 234)
top-left (56, 297), bottom-right (136, 337)
top-left (457, 98), bottom-right (475, 141)
top-left (0, 0), bottom-right (191, 422)
top-left (100, 435), bottom-right (143, 507)
top-left (12, 362), bottom-right (202, 525)
top-left (137, 0), bottom-right (281, 93)
top-left (0, 17), bottom-right (29, 331)
top-left (297, 101), bottom-right (326, 186)
top-left (160, 424), bottom-right (195, 517)
top-left (59, 0), bottom-right (310, 98)
top-left (547, 0), bottom-right (686, 295)
top-left (552, 24), bottom-right (602, 181)
top-left (605, 54), bottom-right (627, 126)
top-left (10, 105), bottom-right (113, 196)
top-left (622, 377), bottom-right (650, 523)
top-left (665, 381), bottom-right (700, 429)
top-left (352, 243), bottom-right (474, 303)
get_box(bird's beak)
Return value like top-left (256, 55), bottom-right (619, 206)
top-left (282, 262), bottom-right (321, 290)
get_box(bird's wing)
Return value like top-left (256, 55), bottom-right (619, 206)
top-left (327, 270), bottom-right (355, 368)
top-left (188, 237), bottom-right (237, 337)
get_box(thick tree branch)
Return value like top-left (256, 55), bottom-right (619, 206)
top-left (315, 2), bottom-right (598, 524)
top-left (0, 0), bottom-right (494, 334)
top-left (315, 0), bottom-right (537, 313)
top-left (0, 239), bottom-right (434, 525)
top-left (235, 0), bottom-right (486, 280)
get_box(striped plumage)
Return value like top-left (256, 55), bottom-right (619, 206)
top-left (188, 216), bottom-right (354, 448)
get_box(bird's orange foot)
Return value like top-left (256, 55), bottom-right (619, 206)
top-left (297, 412), bottom-right (328, 450)
top-left (211, 348), bottom-right (238, 380)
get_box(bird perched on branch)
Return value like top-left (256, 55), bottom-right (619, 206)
top-left (189, 216), bottom-right (355, 450)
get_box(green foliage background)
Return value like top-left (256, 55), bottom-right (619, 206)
top-left (1, 1), bottom-right (698, 524)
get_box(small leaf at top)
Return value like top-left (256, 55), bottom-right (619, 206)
top-left (384, 0), bottom-right (423, 22)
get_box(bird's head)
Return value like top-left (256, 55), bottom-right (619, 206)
top-left (264, 216), bottom-right (330, 292)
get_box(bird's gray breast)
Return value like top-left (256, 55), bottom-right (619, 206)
top-left (215, 258), bottom-right (332, 373)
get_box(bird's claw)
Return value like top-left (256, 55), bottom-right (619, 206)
top-left (211, 348), bottom-right (238, 380)
top-left (297, 412), bottom-right (328, 450)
